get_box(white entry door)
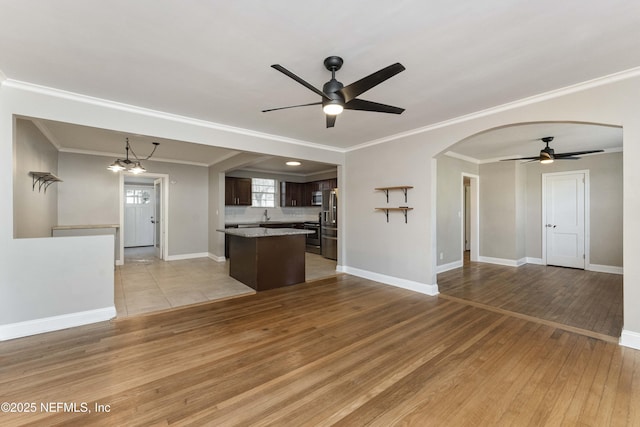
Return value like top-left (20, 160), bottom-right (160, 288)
top-left (153, 178), bottom-right (163, 259)
top-left (544, 172), bottom-right (586, 269)
top-left (124, 185), bottom-right (155, 247)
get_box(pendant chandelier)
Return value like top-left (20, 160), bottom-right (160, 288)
top-left (107, 138), bottom-right (159, 174)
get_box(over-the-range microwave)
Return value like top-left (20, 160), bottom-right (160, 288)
top-left (311, 191), bottom-right (322, 206)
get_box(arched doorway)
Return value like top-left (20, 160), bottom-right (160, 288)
top-left (435, 121), bottom-right (623, 339)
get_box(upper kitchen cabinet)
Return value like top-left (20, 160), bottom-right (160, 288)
top-left (318, 179), bottom-right (337, 191)
top-left (225, 177), bottom-right (252, 206)
top-left (280, 181), bottom-right (309, 207)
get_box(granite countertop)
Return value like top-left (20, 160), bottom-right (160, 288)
top-left (218, 227), bottom-right (313, 238)
top-left (225, 220), bottom-right (308, 226)
top-left (52, 224), bottom-right (120, 230)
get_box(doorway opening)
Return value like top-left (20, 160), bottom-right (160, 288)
top-left (461, 173), bottom-right (479, 265)
top-left (118, 173), bottom-right (169, 265)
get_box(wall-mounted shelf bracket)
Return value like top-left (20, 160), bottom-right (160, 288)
top-left (375, 186), bottom-right (413, 203)
top-left (375, 207), bottom-right (413, 223)
top-left (30, 172), bottom-right (63, 193)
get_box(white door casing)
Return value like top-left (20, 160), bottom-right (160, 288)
top-left (154, 178), bottom-right (163, 259)
top-left (543, 171), bottom-right (588, 269)
top-left (117, 173), bottom-right (169, 265)
top-left (461, 173), bottom-right (479, 262)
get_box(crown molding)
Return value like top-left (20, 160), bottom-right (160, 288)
top-left (207, 151), bottom-right (244, 167)
top-left (29, 119), bottom-right (63, 150)
top-left (443, 151), bottom-right (480, 164)
top-left (5, 65), bottom-right (640, 157)
top-left (445, 146), bottom-right (624, 165)
top-left (2, 79), bottom-right (345, 153)
top-left (57, 147), bottom-right (210, 167)
top-left (239, 167), bottom-right (337, 178)
top-left (346, 66), bottom-right (640, 153)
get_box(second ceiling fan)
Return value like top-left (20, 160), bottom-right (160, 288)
top-left (502, 136), bottom-right (604, 164)
top-left (262, 56), bottom-right (405, 128)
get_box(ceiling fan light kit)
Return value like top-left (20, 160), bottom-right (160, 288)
top-left (502, 136), bottom-right (604, 164)
top-left (263, 56), bottom-right (405, 128)
top-left (107, 138), bottom-right (159, 174)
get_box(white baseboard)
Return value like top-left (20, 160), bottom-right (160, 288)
top-left (478, 256), bottom-right (526, 267)
top-left (164, 252), bottom-right (209, 261)
top-left (525, 257), bottom-right (544, 265)
top-left (0, 306), bottom-right (116, 341)
top-left (437, 260), bottom-right (463, 273)
top-left (588, 264), bottom-right (623, 275)
top-left (620, 329), bottom-right (640, 350)
top-left (208, 252), bottom-right (227, 262)
top-left (341, 266), bottom-right (439, 296)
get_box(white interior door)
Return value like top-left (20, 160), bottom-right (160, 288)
top-left (153, 178), bottom-right (163, 259)
top-left (123, 185), bottom-right (154, 247)
top-left (544, 172), bottom-right (586, 269)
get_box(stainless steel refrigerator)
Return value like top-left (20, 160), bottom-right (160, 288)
top-left (321, 188), bottom-right (338, 260)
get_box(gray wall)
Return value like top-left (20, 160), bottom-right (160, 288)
top-left (58, 153), bottom-right (209, 257)
top-left (437, 152), bottom-right (623, 267)
top-left (13, 119), bottom-right (58, 238)
top-left (479, 161), bottom-right (519, 260)
top-left (58, 153), bottom-right (120, 225)
top-left (525, 152), bottom-right (623, 266)
top-left (436, 155), bottom-right (478, 265)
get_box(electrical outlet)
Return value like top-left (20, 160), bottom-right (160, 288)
top-left (439, 252), bottom-right (443, 260)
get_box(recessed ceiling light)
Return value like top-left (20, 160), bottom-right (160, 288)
top-left (286, 161), bottom-right (301, 166)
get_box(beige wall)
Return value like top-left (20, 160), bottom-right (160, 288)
top-left (58, 152), bottom-right (209, 257)
top-left (478, 161), bottom-right (519, 260)
top-left (13, 119), bottom-right (58, 238)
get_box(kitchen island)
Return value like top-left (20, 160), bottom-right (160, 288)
top-left (219, 227), bottom-right (313, 291)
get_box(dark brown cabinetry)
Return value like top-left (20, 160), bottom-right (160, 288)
top-left (281, 179), bottom-right (337, 207)
top-left (225, 177), bottom-right (252, 206)
top-left (318, 179), bottom-right (337, 191)
top-left (280, 181), bottom-right (309, 207)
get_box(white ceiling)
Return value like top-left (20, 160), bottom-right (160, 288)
top-left (2, 1), bottom-right (638, 163)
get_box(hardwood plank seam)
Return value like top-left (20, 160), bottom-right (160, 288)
top-left (437, 293), bottom-right (619, 344)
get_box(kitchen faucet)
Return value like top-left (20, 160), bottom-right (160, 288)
top-left (263, 209), bottom-right (270, 222)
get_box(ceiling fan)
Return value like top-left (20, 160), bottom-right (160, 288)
top-left (262, 56), bottom-right (405, 128)
top-left (502, 136), bottom-right (604, 164)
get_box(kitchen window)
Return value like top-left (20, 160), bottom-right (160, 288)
top-left (251, 178), bottom-right (276, 207)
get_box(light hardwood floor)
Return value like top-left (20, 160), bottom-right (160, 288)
top-left (1, 275), bottom-right (638, 426)
top-left (437, 255), bottom-right (623, 338)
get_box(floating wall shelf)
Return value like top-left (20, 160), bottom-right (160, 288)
top-left (375, 186), bottom-right (413, 223)
top-left (375, 207), bottom-right (413, 223)
top-left (375, 186), bottom-right (413, 203)
top-left (30, 171), bottom-right (63, 193)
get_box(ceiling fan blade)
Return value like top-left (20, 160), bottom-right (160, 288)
top-left (554, 149), bottom-right (604, 158)
top-left (344, 98), bottom-right (405, 114)
top-left (261, 102), bottom-right (322, 113)
top-left (339, 63), bottom-right (406, 103)
top-left (326, 114), bottom-right (336, 128)
top-left (501, 156), bottom-right (542, 161)
top-left (271, 64), bottom-right (330, 100)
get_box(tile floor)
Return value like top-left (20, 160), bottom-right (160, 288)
top-left (115, 247), bottom-right (338, 317)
